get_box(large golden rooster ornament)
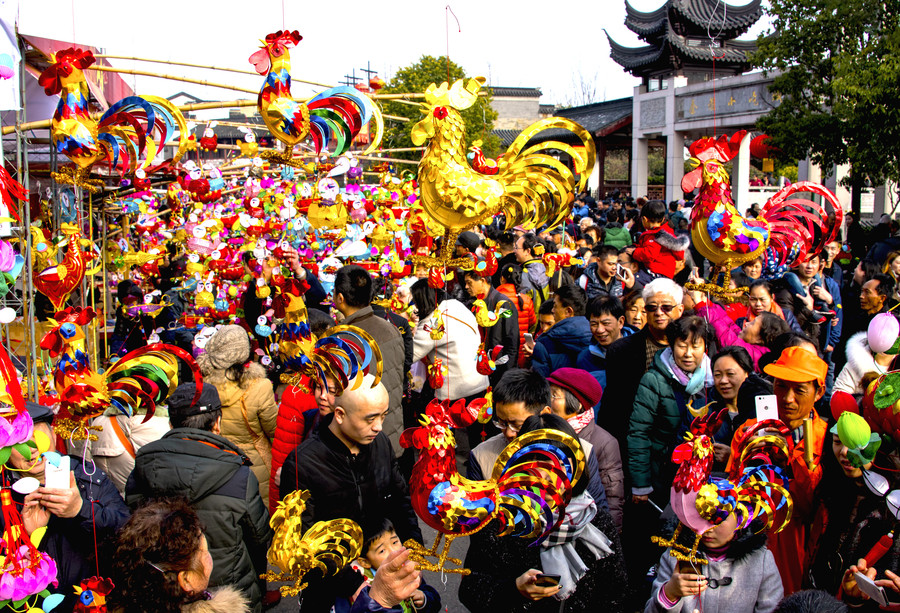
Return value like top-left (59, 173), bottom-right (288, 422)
top-left (263, 490), bottom-right (363, 596)
top-left (411, 77), bottom-right (595, 266)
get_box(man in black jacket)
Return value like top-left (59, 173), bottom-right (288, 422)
top-left (280, 376), bottom-right (422, 613)
top-left (6, 402), bottom-right (130, 613)
top-left (126, 383), bottom-right (272, 613)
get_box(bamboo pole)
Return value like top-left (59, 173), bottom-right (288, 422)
top-left (85, 65), bottom-right (259, 95)
top-left (2, 94), bottom-right (414, 135)
top-left (94, 54), bottom-right (337, 89)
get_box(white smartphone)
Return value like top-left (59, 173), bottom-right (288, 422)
top-left (854, 571), bottom-right (896, 606)
top-left (523, 333), bottom-right (535, 349)
top-left (615, 263), bottom-right (627, 281)
top-left (44, 455), bottom-right (70, 490)
top-left (755, 394), bottom-right (779, 422)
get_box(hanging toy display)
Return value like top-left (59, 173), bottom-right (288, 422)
top-left (0, 341), bottom-right (62, 612)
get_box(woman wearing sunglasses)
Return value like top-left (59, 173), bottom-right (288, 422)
top-left (628, 315), bottom-right (715, 509)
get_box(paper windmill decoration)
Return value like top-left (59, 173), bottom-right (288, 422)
top-left (263, 489), bottom-right (363, 596)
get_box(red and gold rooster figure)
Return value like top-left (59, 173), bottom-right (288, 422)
top-left (410, 77), bottom-right (595, 267)
top-left (39, 307), bottom-right (202, 438)
top-left (682, 130), bottom-right (842, 297)
top-left (249, 30), bottom-right (383, 166)
top-left (32, 223), bottom-right (96, 311)
top-left (653, 407), bottom-right (794, 565)
top-left (39, 48), bottom-right (187, 190)
top-left (400, 398), bottom-right (585, 574)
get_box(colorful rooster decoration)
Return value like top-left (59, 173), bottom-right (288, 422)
top-left (32, 223), bottom-right (96, 311)
top-left (249, 30), bottom-right (383, 166)
top-left (683, 130), bottom-right (842, 296)
top-left (410, 77), bottom-right (595, 267)
top-left (39, 48), bottom-right (187, 190)
top-left (263, 489), bottom-right (363, 596)
top-left (39, 307), bottom-right (201, 438)
top-left (273, 280), bottom-right (382, 394)
top-left (400, 398), bottom-right (585, 574)
top-left (72, 576), bottom-right (115, 613)
top-left (653, 407), bottom-right (794, 565)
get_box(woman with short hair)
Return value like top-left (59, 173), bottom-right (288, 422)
top-left (108, 499), bottom-right (249, 613)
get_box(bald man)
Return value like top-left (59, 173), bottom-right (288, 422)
top-left (280, 375), bottom-right (422, 613)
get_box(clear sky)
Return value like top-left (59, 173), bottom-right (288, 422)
top-left (18, 0), bottom-right (770, 106)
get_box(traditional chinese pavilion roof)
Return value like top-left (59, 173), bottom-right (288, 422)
top-left (626, 0), bottom-right (762, 41)
top-left (610, 0), bottom-right (761, 77)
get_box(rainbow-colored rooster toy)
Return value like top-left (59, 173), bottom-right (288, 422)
top-left (683, 130), bottom-right (842, 297)
top-left (249, 30), bottom-right (383, 165)
top-left (39, 307), bottom-right (201, 438)
top-left (653, 407), bottom-right (793, 565)
top-left (400, 398), bottom-right (586, 574)
top-left (39, 48), bottom-right (187, 190)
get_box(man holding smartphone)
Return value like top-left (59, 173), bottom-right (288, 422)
top-left (578, 245), bottom-right (635, 301)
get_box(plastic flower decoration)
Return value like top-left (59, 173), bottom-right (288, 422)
top-left (0, 342), bottom-right (40, 467)
top-left (0, 490), bottom-right (60, 608)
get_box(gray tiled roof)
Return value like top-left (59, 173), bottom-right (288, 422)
top-left (489, 86), bottom-right (543, 98)
top-left (625, 0), bottom-right (762, 41)
top-left (492, 97), bottom-right (633, 146)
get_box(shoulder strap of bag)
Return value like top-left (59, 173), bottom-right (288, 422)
top-left (109, 416), bottom-right (137, 459)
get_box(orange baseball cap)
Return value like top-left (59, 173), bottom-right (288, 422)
top-left (763, 346), bottom-right (828, 387)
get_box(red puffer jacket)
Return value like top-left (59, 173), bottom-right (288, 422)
top-left (269, 379), bottom-right (316, 511)
top-left (497, 283), bottom-right (535, 367)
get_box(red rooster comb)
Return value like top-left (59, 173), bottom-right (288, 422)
top-left (38, 47), bottom-right (95, 95)
top-left (687, 130), bottom-right (747, 162)
top-left (265, 30), bottom-right (303, 48)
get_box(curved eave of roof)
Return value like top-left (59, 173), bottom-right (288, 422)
top-left (670, 0), bottom-right (762, 39)
top-left (666, 24), bottom-right (756, 63)
top-left (605, 31), bottom-right (666, 71)
top-left (624, 0), bottom-right (668, 38)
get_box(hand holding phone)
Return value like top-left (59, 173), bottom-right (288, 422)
top-left (523, 333), bottom-right (535, 349)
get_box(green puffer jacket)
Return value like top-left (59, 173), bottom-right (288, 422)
top-left (603, 224), bottom-right (633, 250)
top-left (126, 429), bottom-right (273, 613)
top-left (627, 352), bottom-right (711, 499)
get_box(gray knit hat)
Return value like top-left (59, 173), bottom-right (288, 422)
top-left (200, 324), bottom-right (251, 371)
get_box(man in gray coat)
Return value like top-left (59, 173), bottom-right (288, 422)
top-left (334, 265), bottom-right (406, 456)
top-left (126, 383), bottom-right (273, 613)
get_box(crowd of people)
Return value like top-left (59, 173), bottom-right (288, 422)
top-left (7, 192), bottom-right (900, 613)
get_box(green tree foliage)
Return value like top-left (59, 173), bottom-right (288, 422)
top-left (753, 0), bottom-right (900, 212)
top-left (379, 55), bottom-right (500, 161)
